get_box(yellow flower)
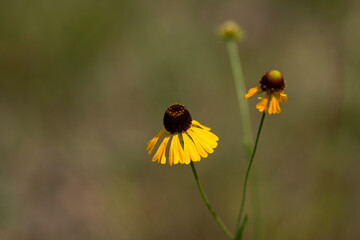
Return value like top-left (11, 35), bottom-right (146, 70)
top-left (245, 70), bottom-right (288, 114)
top-left (146, 104), bottom-right (219, 166)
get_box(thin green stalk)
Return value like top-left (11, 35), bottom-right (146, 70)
top-left (237, 214), bottom-right (248, 239)
top-left (226, 39), bottom-right (262, 239)
top-left (236, 111), bottom-right (266, 232)
top-left (190, 161), bottom-right (234, 239)
top-left (226, 40), bottom-right (253, 147)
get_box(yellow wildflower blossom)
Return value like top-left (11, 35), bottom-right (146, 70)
top-left (146, 104), bottom-right (219, 166)
top-left (245, 70), bottom-right (288, 114)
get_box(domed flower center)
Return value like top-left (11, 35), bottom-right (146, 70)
top-left (260, 70), bottom-right (285, 91)
top-left (163, 104), bottom-right (192, 134)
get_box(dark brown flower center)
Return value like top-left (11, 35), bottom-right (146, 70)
top-left (163, 104), bottom-right (192, 133)
top-left (260, 70), bottom-right (285, 91)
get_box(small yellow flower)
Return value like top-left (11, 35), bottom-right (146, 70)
top-left (146, 104), bottom-right (219, 166)
top-left (245, 70), bottom-right (288, 114)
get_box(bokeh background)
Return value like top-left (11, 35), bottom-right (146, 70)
top-left (1, 0), bottom-right (360, 239)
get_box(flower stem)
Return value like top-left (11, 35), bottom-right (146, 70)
top-left (190, 161), bottom-right (234, 239)
top-left (236, 111), bottom-right (266, 233)
top-left (225, 39), bottom-right (262, 239)
top-left (226, 39), bottom-right (253, 147)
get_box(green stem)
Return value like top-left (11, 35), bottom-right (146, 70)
top-left (226, 39), bottom-right (262, 239)
top-left (237, 214), bottom-right (248, 239)
top-left (226, 40), bottom-right (253, 147)
top-left (237, 111), bottom-right (266, 229)
top-left (190, 161), bottom-right (234, 239)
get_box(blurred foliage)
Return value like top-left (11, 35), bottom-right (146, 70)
top-left (0, 0), bottom-right (360, 239)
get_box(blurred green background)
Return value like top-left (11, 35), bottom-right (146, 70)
top-left (1, 0), bottom-right (360, 239)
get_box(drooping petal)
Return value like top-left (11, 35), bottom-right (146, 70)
top-left (256, 92), bottom-right (270, 112)
top-left (146, 129), bottom-right (167, 154)
top-left (191, 127), bottom-right (219, 143)
top-left (175, 134), bottom-right (187, 164)
top-left (152, 134), bottom-right (170, 164)
top-left (190, 133), bottom-right (214, 154)
top-left (171, 134), bottom-right (180, 165)
top-left (245, 86), bottom-right (262, 99)
top-left (268, 94), bottom-right (281, 114)
top-left (190, 127), bottom-right (218, 149)
top-left (182, 132), bottom-right (201, 163)
top-left (191, 120), bottom-right (211, 131)
top-left (187, 129), bottom-right (208, 158)
top-left (187, 128), bottom-right (210, 157)
top-left (280, 91), bottom-right (288, 103)
top-left (168, 136), bottom-right (175, 166)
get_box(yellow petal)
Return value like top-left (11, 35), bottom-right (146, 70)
top-left (160, 154), bottom-right (166, 164)
top-left (268, 94), bottom-right (281, 114)
top-left (188, 128), bottom-right (215, 154)
top-left (280, 91), bottom-right (288, 102)
top-left (190, 127), bottom-right (218, 149)
top-left (172, 134), bottom-right (180, 165)
top-left (187, 129), bottom-right (208, 158)
top-left (191, 120), bottom-right (211, 131)
top-left (152, 134), bottom-right (170, 164)
top-left (182, 133), bottom-right (201, 163)
top-left (175, 134), bottom-right (187, 164)
top-left (146, 129), bottom-right (167, 154)
top-left (168, 136), bottom-right (175, 166)
top-left (256, 92), bottom-right (270, 112)
top-left (199, 127), bottom-right (219, 141)
top-left (245, 86), bottom-right (262, 99)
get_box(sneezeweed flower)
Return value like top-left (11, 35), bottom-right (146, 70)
top-left (146, 104), bottom-right (219, 166)
top-left (218, 20), bottom-right (244, 41)
top-left (245, 70), bottom-right (288, 114)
